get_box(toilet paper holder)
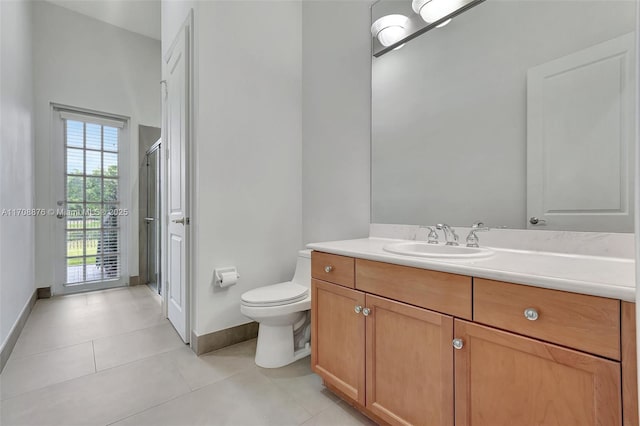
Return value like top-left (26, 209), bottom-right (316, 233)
top-left (214, 267), bottom-right (240, 287)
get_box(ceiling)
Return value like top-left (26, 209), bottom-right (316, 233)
top-left (46, 0), bottom-right (161, 40)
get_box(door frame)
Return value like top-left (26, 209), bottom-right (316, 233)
top-left (162, 10), bottom-right (195, 344)
top-left (50, 103), bottom-right (131, 295)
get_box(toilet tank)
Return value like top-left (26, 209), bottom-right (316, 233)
top-left (292, 249), bottom-right (312, 289)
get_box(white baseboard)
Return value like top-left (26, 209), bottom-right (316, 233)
top-left (0, 290), bottom-right (37, 372)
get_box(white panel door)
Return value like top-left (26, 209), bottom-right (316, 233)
top-left (527, 33), bottom-right (635, 232)
top-left (165, 23), bottom-right (190, 342)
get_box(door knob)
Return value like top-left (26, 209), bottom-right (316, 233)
top-left (172, 217), bottom-right (189, 225)
top-left (452, 338), bottom-right (464, 350)
top-left (354, 305), bottom-right (363, 314)
top-left (324, 265), bottom-right (333, 273)
top-left (362, 308), bottom-right (371, 316)
top-left (529, 217), bottom-right (547, 225)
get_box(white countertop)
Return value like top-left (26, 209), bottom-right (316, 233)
top-left (307, 238), bottom-right (636, 302)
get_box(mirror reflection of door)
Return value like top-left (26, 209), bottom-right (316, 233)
top-left (527, 33), bottom-right (635, 232)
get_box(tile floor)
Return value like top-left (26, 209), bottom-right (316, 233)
top-left (0, 285), bottom-right (376, 426)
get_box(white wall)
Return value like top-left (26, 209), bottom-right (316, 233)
top-left (0, 0), bottom-right (36, 348)
top-left (194, 0), bottom-right (302, 334)
top-left (33, 1), bottom-right (161, 291)
top-left (160, 0), bottom-right (371, 336)
top-left (162, 1), bottom-right (303, 335)
top-left (301, 0), bottom-right (371, 244)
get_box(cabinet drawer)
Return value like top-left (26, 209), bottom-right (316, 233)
top-left (474, 278), bottom-right (620, 360)
top-left (311, 251), bottom-right (355, 288)
top-left (355, 259), bottom-right (472, 319)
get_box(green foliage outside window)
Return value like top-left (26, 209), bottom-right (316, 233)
top-left (67, 165), bottom-right (118, 203)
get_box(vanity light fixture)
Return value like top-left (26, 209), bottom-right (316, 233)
top-left (412, 0), bottom-right (461, 28)
top-left (371, 14), bottom-right (409, 48)
top-left (373, 0), bottom-right (485, 56)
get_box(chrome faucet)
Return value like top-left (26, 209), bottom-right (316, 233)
top-left (466, 222), bottom-right (490, 248)
top-left (436, 224), bottom-right (459, 246)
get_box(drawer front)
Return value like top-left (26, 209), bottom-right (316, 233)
top-left (355, 259), bottom-right (472, 319)
top-left (311, 251), bottom-right (355, 288)
top-left (474, 278), bottom-right (620, 360)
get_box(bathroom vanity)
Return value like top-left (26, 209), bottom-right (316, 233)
top-left (360, 0), bottom-right (638, 423)
top-left (308, 239), bottom-right (637, 426)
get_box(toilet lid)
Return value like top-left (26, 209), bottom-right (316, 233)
top-left (241, 282), bottom-right (309, 307)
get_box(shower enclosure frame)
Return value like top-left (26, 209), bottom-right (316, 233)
top-left (144, 139), bottom-right (162, 294)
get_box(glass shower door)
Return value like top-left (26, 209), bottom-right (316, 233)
top-left (145, 144), bottom-right (161, 294)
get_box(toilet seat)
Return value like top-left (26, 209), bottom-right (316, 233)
top-left (241, 282), bottom-right (308, 307)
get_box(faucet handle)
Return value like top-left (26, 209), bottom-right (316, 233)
top-left (419, 226), bottom-right (439, 244)
top-left (471, 221), bottom-right (490, 231)
top-left (466, 224), bottom-right (489, 248)
top-left (426, 226), bottom-right (439, 244)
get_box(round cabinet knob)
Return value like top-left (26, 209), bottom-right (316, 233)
top-left (362, 308), bottom-right (371, 317)
top-left (354, 305), bottom-right (363, 314)
top-left (324, 265), bottom-right (333, 273)
top-left (524, 308), bottom-right (539, 321)
top-left (452, 338), bottom-right (464, 350)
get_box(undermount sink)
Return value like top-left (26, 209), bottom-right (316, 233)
top-left (383, 242), bottom-right (494, 259)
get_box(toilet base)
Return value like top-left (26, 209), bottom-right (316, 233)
top-left (254, 323), bottom-right (310, 368)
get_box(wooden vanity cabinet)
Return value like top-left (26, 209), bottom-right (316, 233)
top-left (311, 278), bottom-right (456, 425)
top-left (310, 252), bottom-right (636, 426)
top-left (473, 278), bottom-right (620, 359)
top-left (311, 278), bottom-right (365, 404)
top-left (454, 320), bottom-right (622, 426)
top-left (365, 294), bottom-right (454, 425)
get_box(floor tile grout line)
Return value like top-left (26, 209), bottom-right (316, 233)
top-left (2, 289), bottom-right (170, 403)
top-left (8, 315), bottom-right (170, 361)
top-left (182, 359), bottom-right (258, 393)
top-left (24, 307), bottom-right (165, 333)
top-left (21, 296), bottom-right (160, 327)
top-left (104, 366), bottom-right (268, 426)
top-left (91, 340), bottom-right (97, 373)
top-left (1, 358), bottom-right (98, 403)
top-left (260, 368), bottom-right (340, 421)
top-left (1, 334), bottom-right (181, 403)
top-left (2, 340), bottom-right (96, 369)
top-left (95, 343), bottom-right (184, 374)
top-left (103, 389), bottom-right (192, 426)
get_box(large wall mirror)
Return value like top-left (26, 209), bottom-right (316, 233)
top-left (371, 0), bottom-right (637, 232)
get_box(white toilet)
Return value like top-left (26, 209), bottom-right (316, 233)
top-left (240, 249), bottom-right (312, 368)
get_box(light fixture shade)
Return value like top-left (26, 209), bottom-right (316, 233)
top-left (412, 0), bottom-right (462, 26)
top-left (371, 14), bottom-right (409, 47)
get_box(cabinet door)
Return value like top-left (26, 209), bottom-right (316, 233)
top-left (366, 294), bottom-right (454, 426)
top-left (311, 279), bottom-right (366, 405)
top-left (454, 320), bottom-right (622, 426)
